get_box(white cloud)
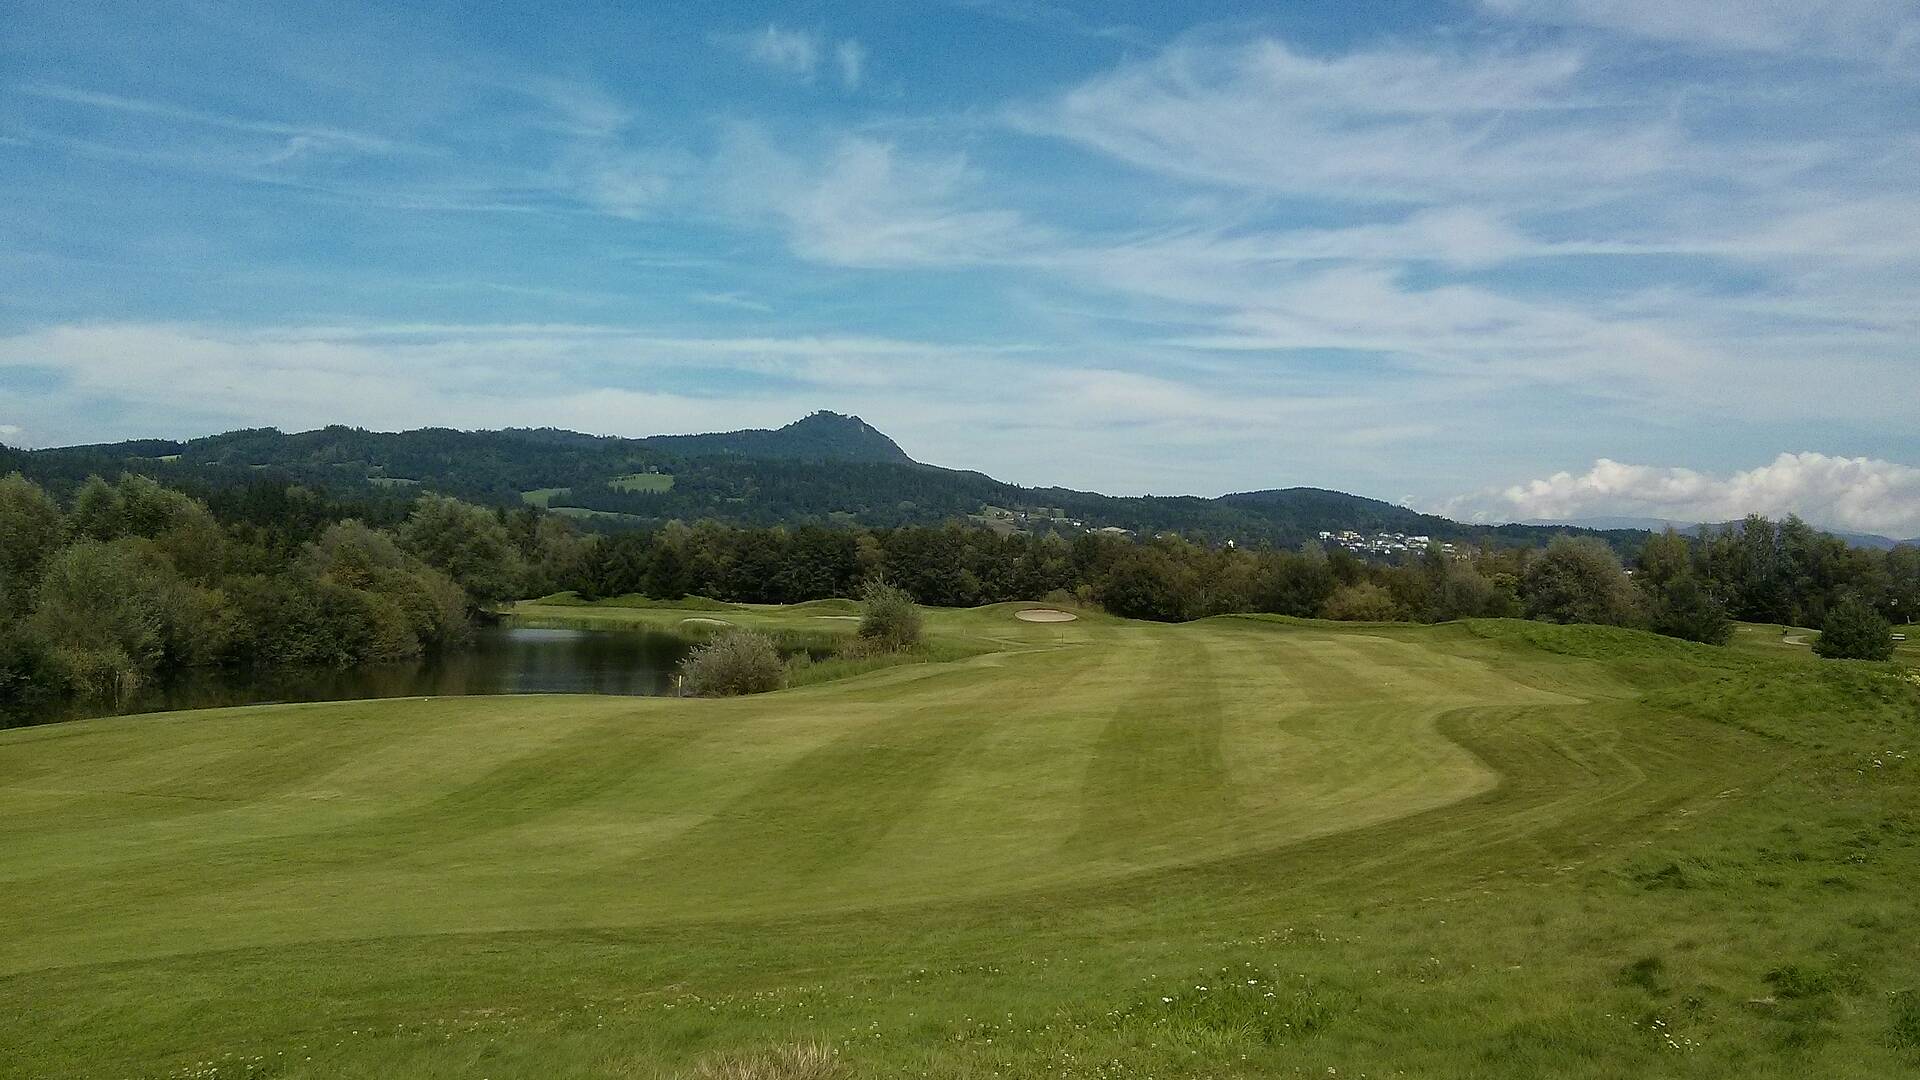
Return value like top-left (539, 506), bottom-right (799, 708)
top-left (836, 40), bottom-right (867, 90)
top-left (718, 26), bottom-right (868, 91)
top-left (1444, 453), bottom-right (1920, 536)
top-left (557, 145), bottom-right (687, 218)
top-left (737, 25), bottom-right (821, 78)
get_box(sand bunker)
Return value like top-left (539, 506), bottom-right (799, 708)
top-left (811, 615), bottom-right (862, 621)
top-left (1015, 608), bottom-right (1078, 623)
top-left (679, 617), bottom-right (732, 627)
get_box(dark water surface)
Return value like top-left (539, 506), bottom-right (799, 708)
top-left (8, 624), bottom-right (693, 728)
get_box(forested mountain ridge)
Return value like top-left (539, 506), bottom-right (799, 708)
top-left (6, 414), bottom-right (1649, 551)
top-left (642, 411), bottom-right (913, 464)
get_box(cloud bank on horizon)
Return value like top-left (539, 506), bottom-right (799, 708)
top-left (0, 0), bottom-right (1915, 532)
top-left (1440, 453), bottom-right (1920, 538)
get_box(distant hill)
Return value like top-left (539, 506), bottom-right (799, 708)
top-left (642, 411), bottom-right (912, 465)
top-left (5, 415), bottom-right (1648, 552)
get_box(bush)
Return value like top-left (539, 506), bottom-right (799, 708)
top-left (1646, 573), bottom-right (1733, 645)
top-left (679, 628), bottom-right (784, 697)
top-left (1321, 582), bottom-right (1401, 621)
top-left (856, 578), bottom-right (922, 652)
top-left (1432, 565), bottom-right (1518, 620)
top-left (1814, 593), bottom-right (1895, 661)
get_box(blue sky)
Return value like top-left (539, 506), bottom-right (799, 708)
top-left (4, 1), bottom-right (1919, 532)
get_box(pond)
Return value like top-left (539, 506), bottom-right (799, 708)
top-left (6, 623), bottom-right (695, 729)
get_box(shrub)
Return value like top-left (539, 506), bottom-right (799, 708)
top-left (856, 578), bottom-right (922, 652)
top-left (1814, 593), bottom-right (1895, 661)
top-left (1646, 573), bottom-right (1733, 645)
top-left (1432, 565), bottom-right (1518, 620)
top-left (1321, 582), bottom-right (1401, 621)
top-left (679, 628), bottom-right (784, 696)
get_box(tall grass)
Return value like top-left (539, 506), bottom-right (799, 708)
top-left (682, 1042), bottom-right (839, 1079)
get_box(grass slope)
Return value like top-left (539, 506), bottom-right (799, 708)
top-left (610, 472), bottom-right (674, 493)
top-left (2, 610), bottom-right (1918, 1078)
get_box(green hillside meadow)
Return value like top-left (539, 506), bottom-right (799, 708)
top-left (3, 604), bottom-right (1918, 1077)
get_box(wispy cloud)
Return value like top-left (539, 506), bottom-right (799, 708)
top-left (715, 129), bottom-right (1049, 267)
top-left (1482, 0), bottom-right (1920, 63)
top-left (1011, 38), bottom-right (1671, 202)
top-left (735, 25), bottom-right (821, 78)
top-left (19, 82), bottom-right (402, 156)
top-left (936, 0), bottom-right (1149, 46)
top-left (692, 291), bottom-right (774, 313)
top-left (835, 40), bottom-right (867, 91)
top-left (518, 79), bottom-right (633, 138)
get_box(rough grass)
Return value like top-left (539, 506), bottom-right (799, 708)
top-left (521, 592), bottom-right (743, 612)
top-left (3, 612), bottom-right (1918, 1078)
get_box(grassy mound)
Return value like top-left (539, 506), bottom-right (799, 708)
top-left (518, 592), bottom-right (744, 612)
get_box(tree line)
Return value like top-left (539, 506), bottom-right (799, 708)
top-left (568, 514), bottom-right (1915, 655)
top-left (6, 468), bottom-right (1912, 721)
top-left (0, 472), bottom-right (592, 721)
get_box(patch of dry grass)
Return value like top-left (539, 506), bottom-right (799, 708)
top-left (683, 1041), bottom-right (840, 1080)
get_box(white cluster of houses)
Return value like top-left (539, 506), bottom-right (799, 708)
top-left (1318, 530), bottom-right (1458, 557)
